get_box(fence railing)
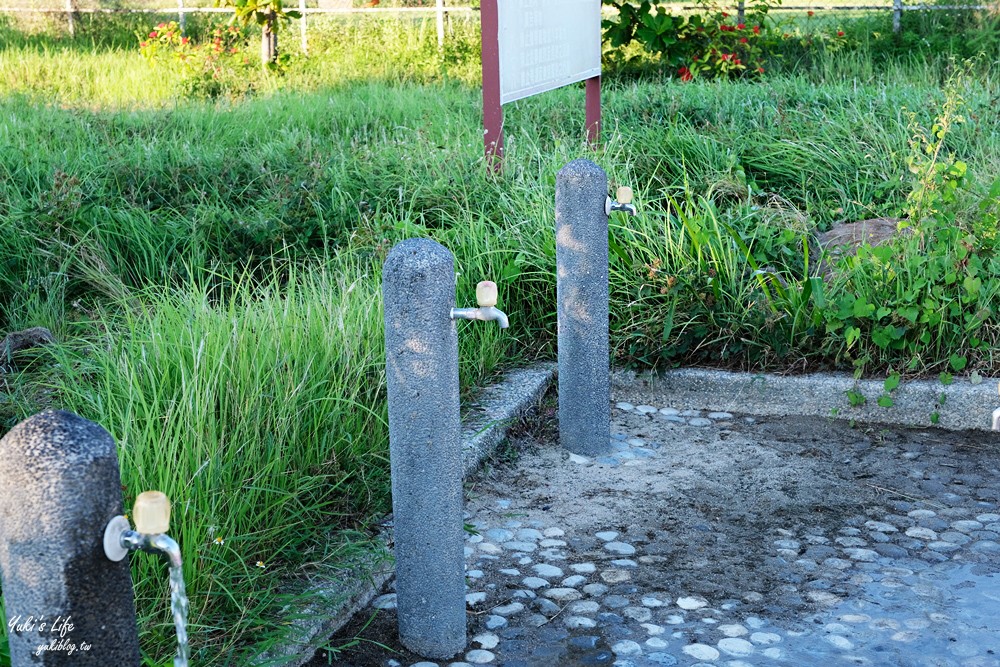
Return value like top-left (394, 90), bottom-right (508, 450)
top-left (1, 0), bottom-right (992, 43)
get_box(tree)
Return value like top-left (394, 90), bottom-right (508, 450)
top-left (215, 0), bottom-right (301, 68)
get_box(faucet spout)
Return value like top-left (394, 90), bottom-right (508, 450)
top-left (450, 306), bottom-right (509, 329)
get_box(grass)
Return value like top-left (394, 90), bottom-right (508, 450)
top-left (1, 7), bottom-right (1000, 665)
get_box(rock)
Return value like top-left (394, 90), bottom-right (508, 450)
top-left (0, 327), bottom-right (55, 368)
top-left (816, 218), bottom-right (908, 279)
top-left (682, 644), bottom-right (720, 661)
top-left (676, 596), bottom-right (708, 610)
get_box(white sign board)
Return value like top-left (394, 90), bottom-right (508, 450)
top-left (497, 0), bottom-right (602, 105)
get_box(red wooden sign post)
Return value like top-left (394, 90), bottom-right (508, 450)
top-left (481, 0), bottom-right (602, 171)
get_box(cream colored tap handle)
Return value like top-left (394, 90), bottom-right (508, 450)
top-left (616, 186), bottom-right (634, 205)
top-left (134, 491), bottom-right (171, 534)
top-left (476, 281), bottom-right (498, 308)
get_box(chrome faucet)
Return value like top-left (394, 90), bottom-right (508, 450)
top-left (104, 491), bottom-right (190, 667)
top-left (451, 280), bottom-right (509, 329)
top-left (606, 186), bottom-right (637, 216)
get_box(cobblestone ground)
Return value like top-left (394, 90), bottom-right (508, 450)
top-left (320, 397), bottom-right (1000, 667)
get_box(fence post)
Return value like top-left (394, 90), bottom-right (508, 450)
top-left (65, 0), bottom-right (75, 37)
top-left (178, 0), bottom-right (185, 35)
top-left (737, 0), bottom-right (745, 24)
top-left (299, 0), bottom-right (307, 54)
top-left (382, 238), bottom-right (466, 660)
top-left (0, 410), bottom-right (141, 666)
top-left (436, 0), bottom-right (445, 49)
top-left (556, 160), bottom-right (611, 457)
top-left (893, 0), bottom-right (902, 33)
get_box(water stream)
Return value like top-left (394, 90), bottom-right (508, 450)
top-left (168, 563), bottom-right (190, 667)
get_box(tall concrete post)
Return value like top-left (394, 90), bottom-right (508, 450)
top-left (556, 160), bottom-right (611, 456)
top-left (382, 238), bottom-right (466, 659)
top-left (0, 410), bottom-right (141, 666)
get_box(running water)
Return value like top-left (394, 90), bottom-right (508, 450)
top-left (168, 563), bottom-right (190, 667)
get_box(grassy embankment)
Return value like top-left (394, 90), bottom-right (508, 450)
top-left (1, 9), bottom-right (999, 665)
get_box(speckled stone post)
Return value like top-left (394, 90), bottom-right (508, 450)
top-left (556, 159), bottom-right (611, 456)
top-left (0, 410), bottom-right (140, 666)
top-left (382, 238), bottom-right (466, 659)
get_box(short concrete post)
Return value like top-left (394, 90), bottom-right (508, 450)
top-left (382, 238), bottom-right (466, 659)
top-left (556, 159), bottom-right (611, 456)
top-left (0, 410), bottom-right (141, 666)
top-left (893, 0), bottom-right (902, 33)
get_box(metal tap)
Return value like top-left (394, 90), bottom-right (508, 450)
top-left (451, 280), bottom-right (509, 329)
top-left (606, 186), bottom-right (637, 216)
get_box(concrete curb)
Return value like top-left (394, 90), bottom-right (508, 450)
top-left (614, 368), bottom-right (1000, 432)
top-left (252, 362), bottom-right (556, 667)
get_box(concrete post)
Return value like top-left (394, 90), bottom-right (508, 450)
top-left (556, 159), bottom-right (611, 456)
top-left (0, 410), bottom-right (141, 666)
top-left (893, 0), bottom-right (902, 33)
top-left (382, 238), bottom-right (466, 659)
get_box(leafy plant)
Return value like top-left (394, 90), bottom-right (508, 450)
top-left (214, 0), bottom-right (301, 68)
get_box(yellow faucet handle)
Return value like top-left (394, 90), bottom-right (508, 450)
top-left (133, 491), bottom-right (171, 534)
top-left (616, 186), bottom-right (634, 205)
top-left (476, 281), bottom-right (498, 308)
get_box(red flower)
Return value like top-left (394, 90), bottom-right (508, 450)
top-left (140, 41), bottom-right (147, 47)
top-left (757, 66), bottom-right (765, 73)
top-left (181, 36), bottom-right (189, 44)
top-left (721, 11), bottom-right (729, 17)
top-left (837, 30), bottom-right (845, 36)
top-left (740, 37), bottom-right (748, 43)
top-left (753, 25), bottom-right (761, 34)
top-left (678, 66), bottom-right (693, 82)
top-left (149, 31), bottom-right (157, 38)
top-left (737, 23), bottom-right (746, 30)
top-left (807, 10), bottom-right (814, 16)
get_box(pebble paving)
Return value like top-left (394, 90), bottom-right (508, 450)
top-left (361, 401), bottom-right (1000, 667)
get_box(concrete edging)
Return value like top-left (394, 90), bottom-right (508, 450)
top-left (615, 368), bottom-right (1000, 432)
top-left (253, 362), bottom-right (556, 666)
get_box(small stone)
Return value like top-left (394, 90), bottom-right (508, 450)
top-left (976, 513), bottom-right (1000, 523)
top-left (478, 543), bottom-right (502, 555)
top-left (807, 591), bottom-right (841, 605)
top-left (682, 644), bottom-right (719, 661)
top-left (569, 453), bottom-right (591, 464)
top-left (824, 635), bottom-right (853, 650)
top-left (907, 510), bottom-right (937, 519)
top-left (844, 548), bottom-right (879, 562)
top-left (719, 624), bottom-right (748, 637)
top-left (616, 402), bottom-right (635, 411)
top-left (865, 520), bottom-right (898, 533)
top-left (718, 638), bottom-right (755, 656)
top-left (664, 614), bottom-right (685, 624)
top-left (499, 568), bottom-right (520, 576)
top-left (464, 649), bottom-right (495, 664)
top-left (636, 405), bottom-right (659, 414)
top-left (905, 527), bottom-right (938, 540)
top-left (373, 594), bottom-right (397, 609)
top-left (562, 575), bottom-right (587, 587)
top-left (516, 528), bottom-right (544, 541)
top-left (676, 596), bottom-right (708, 610)
top-left (564, 615), bottom-right (598, 629)
top-left (646, 637), bottom-right (669, 649)
top-left (689, 418), bottom-right (713, 427)
top-left (624, 606), bottom-right (652, 622)
top-left (612, 640), bottom-right (644, 656)
top-left (927, 541), bottom-right (961, 552)
top-left (533, 564), bottom-right (564, 578)
top-left (596, 531), bottom-right (620, 542)
top-left (773, 539), bottom-right (801, 551)
top-left (601, 570), bottom-right (631, 583)
top-left (504, 541), bottom-right (537, 552)
top-left (543, 527), bottom-right (565, 537)
top-left (823, 557), bottom-right (852, 570)
top-left (525, 613), bottom-right (548, 627)
top-left (466, 592), bottom-right (487, 606)
top-left (544, 588), bottom-right (583, 602)
top-left (493, 602), bottom-right (524, 616)
top-left (749, 632), bottom-right (782, 645)
top-left (641, 595), bottom-right (667, 607)
top-left (569, 600), bottom-right (601, 614)
top-left (534, 598), bottom-right (560, 615)
top-left (583, 583), bottom-right (609, 596)
top-left (411, 663), bottom-right (439, 667)
top-left (473, 633), bottom-right (499, 649)
top-left (835, 537), bottom-right (868, 548)
top-left (484, 615), bottom-right (506, 630)
top-left (522, 577), bottom-right (548, 589)
top-left (708, 411), bottom-right (734, 419)
top-left (540, 538), bottom-right (567, 547)
top-left (642, 623), bottom-right (666, 635)
top-left (571, 562), bottom-right (597, 574)
top-left (658, 407), bottom-right (680, 416)
top-left (951, 520), bottom-right (983, 532)
top-left (485, 528), bottom-right (514, 542)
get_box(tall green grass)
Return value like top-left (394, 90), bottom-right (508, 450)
top-left (2, 10), bottom-right (1000, 665)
